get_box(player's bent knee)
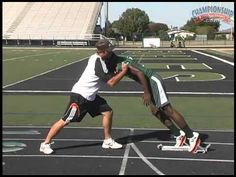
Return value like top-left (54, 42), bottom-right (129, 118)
top-left (63, 102), bottom-right (80, 123)
top-left (164, 106), bottom-right (174, 117)
top-left (150, 107), bottom-right (160, 117)
top-left (103, 110), bottom-right (113, 117)
top-left (63, 119), bottom-right (70, 126)
top-left (58, 118), bottom-right (69, 127)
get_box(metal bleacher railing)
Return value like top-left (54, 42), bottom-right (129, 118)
top-left (2, 33), bottom-right (117, 47)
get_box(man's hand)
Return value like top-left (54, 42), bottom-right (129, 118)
top-left (142, 92), bottom-right (151, 106)
top-left (116, 62), bottom-right (128, 74)
top-left (121, 62), bottom-right (128, 72)
top-left (107, 63), bottom-right (128, 87)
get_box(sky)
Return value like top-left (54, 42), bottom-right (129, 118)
top-left (100, 2), bottom-right (234, 31)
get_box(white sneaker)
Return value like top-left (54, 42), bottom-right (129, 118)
top-left (40, 142), bottom-right (54, 154)
top-left (102, 138), bottom-right (123, 149)
top-left (174, 130), bottom-right (186, 147)
top-left (188, 132), bottom-right (201, 153)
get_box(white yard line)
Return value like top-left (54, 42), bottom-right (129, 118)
top-left (119, 128), bottom-right (134, 175)
top-left (192, 50), bottom-right (234, 66)
top-left (2, 125), bottom-right (234, 132)
top-left (2, 138), bottom-right (234, 146)
top-left (131, 143), bottom-right (165, 175)
top-left (2, 154), bottom-right (234, 163)
top-left (2, 90), bottom-right (234, 96)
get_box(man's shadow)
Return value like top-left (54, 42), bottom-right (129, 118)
top-left (54, 142), bottom-right (102, 152)
top-left (53, 130), bottom-right (209, 152)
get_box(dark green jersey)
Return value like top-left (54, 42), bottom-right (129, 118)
top-left (116, 55), bottom-right (169, 108)
top-left (117, 55), bottom-right (154, 78)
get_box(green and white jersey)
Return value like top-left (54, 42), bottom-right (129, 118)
top-left (117, 55), bottom-right (169, 108)
top-left (117, 55), bottom-right (154, 78)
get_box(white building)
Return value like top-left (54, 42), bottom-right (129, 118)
top-left (167, 29), bottom-right (195, 41)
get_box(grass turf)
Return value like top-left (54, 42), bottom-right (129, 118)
top-left (3, 95), bottom-right (234, 130)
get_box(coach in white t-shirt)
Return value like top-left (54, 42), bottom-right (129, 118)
top-left (40, 39), bottom-right (128, 154)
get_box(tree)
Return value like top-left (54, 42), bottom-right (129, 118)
top-left (112, 8), bottom-right (149, 40)
top-left (181, 18), bottom-right (220, 39)
top-left (148, 23), bottom-right (169, 33)
top-left (158, 30), bottom-right (170, 40)
top-left (106, 21), bottom-right (116, 38)
top-left (181, 18), bottom-right (197, 32)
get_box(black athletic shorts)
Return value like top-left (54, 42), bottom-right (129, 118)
top-left (62, 93), bottom-right (112, 123)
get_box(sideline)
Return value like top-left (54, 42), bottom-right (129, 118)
top-left (2, 126), bottom-right (234, 132)
top-left (192, 50), bottom-right (234, 66)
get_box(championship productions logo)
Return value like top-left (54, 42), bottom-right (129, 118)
top-left (192, 5), bottom-right (234, 24)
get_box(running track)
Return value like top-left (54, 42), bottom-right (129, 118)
top-left (2, 126), bottom-right (234, 175)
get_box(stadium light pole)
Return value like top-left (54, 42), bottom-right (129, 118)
top-left (104, 2), bottom-right (108, 37)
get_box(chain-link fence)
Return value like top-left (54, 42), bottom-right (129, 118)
top-left (115, 39), bottom-right (234, 48)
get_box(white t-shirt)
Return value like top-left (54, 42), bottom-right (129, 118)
top-left (71, 53), bottom-right (113, 101)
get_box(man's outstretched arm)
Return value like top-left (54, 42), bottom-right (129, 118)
top-left (107, 63), bottom-right (128, 87)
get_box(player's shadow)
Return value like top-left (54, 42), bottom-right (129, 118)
top-left (117, 130), bottom-right (171, 145)
top-left (52, 131), bottom-right (210, 151)
top-left (116, 130), bottom-right (209, 145)
top-left (53, 130), bottom-right (173, 152)
top-left (53, 142), bottom-right (102, 152)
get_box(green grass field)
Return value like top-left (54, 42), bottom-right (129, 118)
top-left (3, 47), bottom-right (234, 130)
top-left (3, 48), bottom-right (95, 85)
top-left (3, 95), bottom-right (234, 129)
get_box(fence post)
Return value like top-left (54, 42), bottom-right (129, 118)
top-left (29, 35), bottom-right (31, 45)
top-left (17, 34), bottom-right (19, 45)
top-left (41, 35), bottom-right (43, 46)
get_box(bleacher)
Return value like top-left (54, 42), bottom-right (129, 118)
top-left (2, 2), bottom-right (104, 46)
